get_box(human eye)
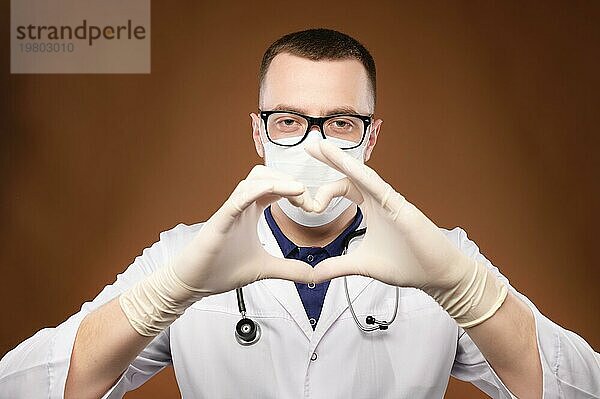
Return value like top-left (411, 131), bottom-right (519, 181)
top-left (281, 118), bottom-right (297, 126)
top-left (273, 114), bottom-right (304, 133)
top-left (328, 117), bottom-right (356, 132)
top-left (333, 120), bottom-right (351, 128)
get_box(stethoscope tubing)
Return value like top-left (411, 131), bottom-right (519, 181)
top-left (235, 226), bottom-right (400, 345)
top-left (342, 228), bottom-right (400, 332)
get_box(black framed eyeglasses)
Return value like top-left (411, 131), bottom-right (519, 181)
top-left (259, 110), bottom-right (372, 150)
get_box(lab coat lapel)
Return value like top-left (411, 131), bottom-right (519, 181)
top-left (257, 214), bottom-right (314, 340)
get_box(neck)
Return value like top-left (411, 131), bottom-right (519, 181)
top-left (270, 203), bottom-right (357, 247)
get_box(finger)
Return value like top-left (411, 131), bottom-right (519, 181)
top-left (305, 140), bottom-right (383, 193)
top-left (216, 179), bottom-right (305, 230)
top-left (284, 189), bottom-right (315, 212)
top-left (236, 179), bottom-right (307, 212)
top-left (312, 178), bottom-right (364, 213)
top-left (304, 139), bottom-right (357, 175)
top-left (260, 256), bottom-right (315, 284)
top-left (306, 141), bottom-right (406, 214)
top-left (250, 180), bottom-right (315, 212)
top-left (246, 164), bottom-right (293, 181)
top-left (246, 165), bottom-right (314, 212)
top-left (311, 255), bottom-right (365, 284)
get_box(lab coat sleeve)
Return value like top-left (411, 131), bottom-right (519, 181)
top-left (449, 227), bottom-right (600, 399)
top-left (0, 222), bottom-right (197, 399)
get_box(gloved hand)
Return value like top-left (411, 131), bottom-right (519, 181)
top-left (306, 140), bottom-right (508, 328)
top-left (120, 165), bottom-right (315, 336)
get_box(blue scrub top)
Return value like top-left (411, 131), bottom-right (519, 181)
top-left (264, 205), bottom-right (363, 329)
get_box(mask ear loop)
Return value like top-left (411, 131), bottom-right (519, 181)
top-left (258, 117), bottom-right (273, 163)
top-left (257, 117), bottom-right (267, 145)
top-left (360, 124), bottom-right (372, 161)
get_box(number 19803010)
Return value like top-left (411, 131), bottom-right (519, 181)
top-left (19, 42), bottom-right (75, 53)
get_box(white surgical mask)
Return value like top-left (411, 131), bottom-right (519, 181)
top-left (261, 128), bottom-right (369, 227)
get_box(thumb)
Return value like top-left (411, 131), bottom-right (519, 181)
top-left (260, 255), bottom-right (315, 284)
top-left (312, 254), bottom-right (364, 284)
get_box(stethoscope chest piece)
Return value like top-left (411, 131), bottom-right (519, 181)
top-left (235, 317), bottom-right (261, 346)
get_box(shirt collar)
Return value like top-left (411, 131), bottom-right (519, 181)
top-left (264, 205), bottom-right (363, 257)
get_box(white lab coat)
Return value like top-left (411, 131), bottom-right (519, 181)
top-left (1, 214), bottom-right (599, 398)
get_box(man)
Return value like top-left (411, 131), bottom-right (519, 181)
top-left (0, 28), bottom-right (598, 399)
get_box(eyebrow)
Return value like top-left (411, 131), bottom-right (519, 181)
top-left (270, 104), bottom-right (362, 116)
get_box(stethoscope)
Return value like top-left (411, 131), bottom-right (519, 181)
top-left (234, 227), bottom-right (400, 346)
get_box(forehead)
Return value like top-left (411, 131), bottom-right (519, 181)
top-left (261, 53), bottom-right (373, 115)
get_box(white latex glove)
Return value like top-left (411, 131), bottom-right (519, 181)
top-left (306, 140), bottom-right (508, 328)
top-left (120, 165), bottom-right (315, 336)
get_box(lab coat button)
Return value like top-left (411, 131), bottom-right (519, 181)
top-left (311, 352), bottom-right (318, 361)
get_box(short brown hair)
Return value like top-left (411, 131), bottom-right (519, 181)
top-left (259, 28), bottom-right (377, 110)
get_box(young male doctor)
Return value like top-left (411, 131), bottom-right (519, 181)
top-left (1, 28), bottom-right (598, 399)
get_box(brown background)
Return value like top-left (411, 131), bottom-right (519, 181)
top-left (1, 1), bottom-right (598, 397)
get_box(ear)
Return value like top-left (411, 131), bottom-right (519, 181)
top-left (364, 118), bottom-right (382, 162)
top-left (250, 113), bottom-right (265, 158)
